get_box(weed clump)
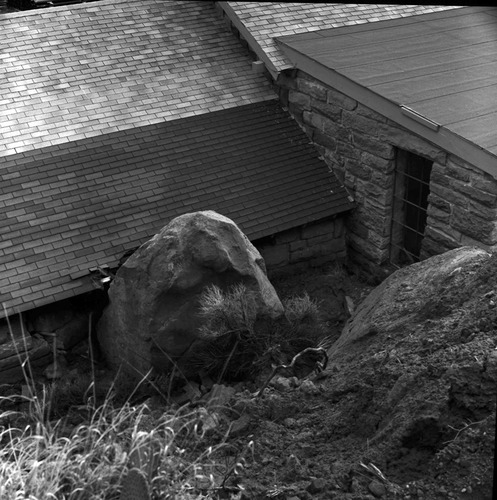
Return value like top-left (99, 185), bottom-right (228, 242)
top-left (186, 284), bottom-right (327, 382)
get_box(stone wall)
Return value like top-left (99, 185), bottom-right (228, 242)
top-left (254, 216), bottom-right (346, 275)
top-left (426, 157), bottom-right (497, 256)
top-left (278, 69), bottom-right (497, 272)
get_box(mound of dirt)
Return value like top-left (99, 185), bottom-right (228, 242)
top-left (227, 247), bottom-right (496, 499)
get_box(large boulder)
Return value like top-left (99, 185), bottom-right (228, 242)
top-left (329, 246), bottom-right (490, 359)
top-left (97, 211), bottom-right (284, 378)
top-left (320, 246), bottom-right (496, 496)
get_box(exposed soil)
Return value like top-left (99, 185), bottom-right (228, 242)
top-left (2, 257), bottom-right (495, 500)
top-left (207, 258), bottom-right (496, 500)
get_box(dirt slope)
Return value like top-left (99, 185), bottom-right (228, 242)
top-left (228, 247), bottom-right (496, 499)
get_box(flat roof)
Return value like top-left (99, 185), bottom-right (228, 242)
top-left (277, 6), bottom-right (497, 174)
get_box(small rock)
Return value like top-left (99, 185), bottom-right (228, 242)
top-left (206, 383), bottom-right (236, 409)
top-left (368, 479), bottom-right (386, 497)
top-left (350, 478), bottom-right (361, 493)
top-left (283, 417), bottom-right (297, 427)
top-left (285, 454), bottom-right (303, 472)
top-left (195, 475), bottom-right (213, 490)
top-left (299, 379), bottom-right (319, 395)
top-left (299, 444), bottom-right (315, 458)
top-left (172, 381), bottom-right (202, 405)
top-left (345, 295), bottom-right (355, 316)
top-left (296, 431), bottom-right (313, 441)
top-left (298, 492), bottom-right (312, 500)
top-left (270, 375), bottom-right (293, 392)
top-left (43, 356), bottom-right (68, 380)
top-left (229, 414), bottom-right (251, 437)
top-left (199, 370), bottom-right (214, 392)
top-left (306, 477), bottom-right (326, 494)
top-left (198, 408), bottom-right (219, 433)
top-left (231, 397), bottom-right (257, 416)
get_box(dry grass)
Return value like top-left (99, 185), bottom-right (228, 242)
top-left (0, 309), bottom-right (247, 500)
top-left (0, 393), bottom-right (246, 499)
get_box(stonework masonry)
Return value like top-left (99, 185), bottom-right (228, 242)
top-left (255, 216), bottom-right (347, 275)
top-left (278, 70), bottom-right (497, 273)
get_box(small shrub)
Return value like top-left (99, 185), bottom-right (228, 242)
top-left (198, 283), bottom-right (258, 338)
top-left (187, 284), bottom-right (328, 382)
top-left (326, 261), bottom-right (348, 285)
top-left (283, 292), bottom-right (320, 325)
top-left (273, 295), bottom-right (326, 359)
top-left (187, 284), bottom-right (259, 381)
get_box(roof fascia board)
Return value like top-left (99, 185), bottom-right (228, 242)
top-left (217, 1), bottom-right (279, 80)
top-left (277, 40), bottom-right (497, 179)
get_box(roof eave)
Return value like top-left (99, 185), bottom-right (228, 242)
top-left (277, 39), bottom-right (497, 180)
top-left (0, 207), bottom-right (355, 320)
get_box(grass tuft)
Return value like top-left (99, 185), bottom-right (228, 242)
top-left (0, 307), bottom-right (247, 499)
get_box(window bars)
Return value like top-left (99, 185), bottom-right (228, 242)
top-left (390, 150), bottom-right (432, 265)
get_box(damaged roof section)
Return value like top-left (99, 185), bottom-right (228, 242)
top-left (0, 0), bottom-right (275, 156)
top-left (0, 100), bottom-right (354, 318)
top-left (218, 2), bottom-right (462, 76)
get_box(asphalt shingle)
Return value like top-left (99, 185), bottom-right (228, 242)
top-left (0, 100), bottom-right (354, 317)
top-left (0, 0), bottom-right (275, 156)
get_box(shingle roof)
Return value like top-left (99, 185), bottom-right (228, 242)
top-left (0, 100), bottom-right (354, 318)
top-left (220, 2), bottom-right (463, 73)
top-left (0, 0), bottom-right (275, 156)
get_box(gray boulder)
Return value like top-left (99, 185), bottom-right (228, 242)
top-left (329, 246), bottom-right (490, 360)
top-left (97, 211), bottom-right (283, 379)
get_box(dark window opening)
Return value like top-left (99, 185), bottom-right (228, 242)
top-left (390, 150), bottom-right (432, 265)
